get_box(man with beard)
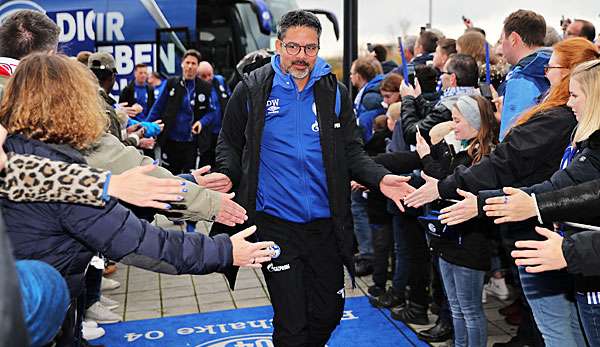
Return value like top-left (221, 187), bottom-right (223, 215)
top-left (211, 10), bottom-right (415, 346)
top-left (146, 49), bottom-right (212, 174)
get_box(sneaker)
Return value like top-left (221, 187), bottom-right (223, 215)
top-left (82, 324), bottom-right (105, 340)
top-left (82, 320), bottom-right (98, 329)
top-left (100, 277), bottom-right (120, 291)
top-left (484, 277), bottom-right (510, 301)
top-left (99, 295), bottom-right (119, 310)
top-left (85, 302), bottom-right (122, 324)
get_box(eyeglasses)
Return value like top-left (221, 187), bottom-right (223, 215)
top-left (440, 70), bottom-right (453, 75)
top-left (281, 41), bottom-right (320, 57)
top-left (543, 64), bottom-right (568, 74)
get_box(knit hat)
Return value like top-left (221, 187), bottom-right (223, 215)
top-left (455, 95), bottom-right (481, 131)
top-left (16, 260), bottom-right (69, 347)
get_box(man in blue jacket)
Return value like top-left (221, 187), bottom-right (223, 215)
top-left (146, 49), bottom-right (212, 174)
top-left (212, 10), bottom-right (415, 346)
top-left (499, 10), bottom-right (550, 140)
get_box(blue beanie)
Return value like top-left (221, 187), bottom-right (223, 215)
top-left (15, 260), bottom-right (70, 347)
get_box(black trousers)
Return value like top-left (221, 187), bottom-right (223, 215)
top-left (161, 139), bottom-right (197, 175)
top-left (255, 213), bottom-right (345, 347)
top-left (198, 132), bottom-right (218, 168)
top-left (371, 223), bottom-right (393, 288)
top-left (401, 214), bottom-right (431, 306)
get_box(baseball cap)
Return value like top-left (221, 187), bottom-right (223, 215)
top-left (87, 52), bottom-right (117, 72)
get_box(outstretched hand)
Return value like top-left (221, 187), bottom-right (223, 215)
top-left (379, 175), bottom-right (415, 212)
top-left (230, 226), bottom-right (275, 268)
top-left (511, 227), bottom-right (567, 273)
top-left (404, 171), bottom-right (439, 208)
top-left (439, 189), bottom-right (478, 225)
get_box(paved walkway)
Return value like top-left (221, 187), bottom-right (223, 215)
top-left (103, 216), bottom-right (515, 346)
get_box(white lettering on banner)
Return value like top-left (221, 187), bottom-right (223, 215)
top-left (115, 45), bottom-right (134, 73)
top-left (159, 43), bottom-right (176, 74)
top-left (134, 44), bottom-right (153, 67)
top-left (56, 13), bottom-right (76, 42)
top-left (106, 12), bottom-right (125, 41)
top-left (96, 12), bottom-right (104, 41)
top-left (120, 312), bottom-right (359, 343)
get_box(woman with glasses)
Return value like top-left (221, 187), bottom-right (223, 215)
top-left (405, 38), bottom-right (600, 346)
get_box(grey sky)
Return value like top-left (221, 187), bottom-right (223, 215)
top-left (296, 0), bottom-right (600, 57)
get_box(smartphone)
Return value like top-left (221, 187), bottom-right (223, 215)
top-left (479, 82), bottom-right (497, 112)
top-left (407, 63), bottom-right (416, 87)
top-left (367, 42), bottom-right (374, 52)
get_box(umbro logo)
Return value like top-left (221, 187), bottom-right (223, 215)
top-left (266, 98), bottom-right (280, 115)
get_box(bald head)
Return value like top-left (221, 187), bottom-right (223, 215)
top-left (198, 61), bottom-right (214, 82)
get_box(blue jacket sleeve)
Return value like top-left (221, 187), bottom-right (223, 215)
top-left (139, 121), bottom-right (161, 138)
top-left (58, 199), bottom-right (233, 275)
top-left (145, 84), bottom-right (169, 123)
top-left (500, 78), bottom-right (542, 140)
top-left (200, 109), bottom-right (218, 128)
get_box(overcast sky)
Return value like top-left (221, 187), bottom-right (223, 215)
top-left (296, 0), bottom-right (600, 57)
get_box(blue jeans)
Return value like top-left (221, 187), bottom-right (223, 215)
top-left (576, 292), bottom-right (600, 347)
top-left (439, 258), bottom-right (486, 347)
top-left (351, 191), bottom-right (373, 258)
top-left (391, 215), bottom-right (408, 290)
top-left (518, 267), bottom-right (585, 347)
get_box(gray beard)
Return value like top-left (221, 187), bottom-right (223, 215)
top-left (287, 66), bottom-right (310, 80)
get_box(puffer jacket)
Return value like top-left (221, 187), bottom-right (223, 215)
top-left (1, 134), bottom-right (233, 300)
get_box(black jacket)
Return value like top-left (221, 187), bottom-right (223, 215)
top-left (536, 178), bottom-right (600, 224)
top-left (119, 80), bottom-right (156, 110)
top-left (438, 106), bottom-right (577, 249)
top-left (479, 130), bottom-right (600, 227)
top-left (213, 63), bottom-right (390, 286)
top-left (364, 129), bottom-right (393, 225)
top-left (563, 230), bottom-right (600, 277)
top-left (401, 94), bottom-right (451, 145)
top-left (158, 76), bottom-right (212, 147)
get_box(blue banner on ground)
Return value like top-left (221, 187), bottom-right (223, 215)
top-left (96, 296), bottom-right (429, 346)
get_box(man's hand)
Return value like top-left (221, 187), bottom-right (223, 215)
top-left (215, 192), bottom-right (248, 226)
top-left (126, 123), bottom-right (143, 135)
top-left (230, 226), bottom-right (275, 268)
top-left (439, 189), bottom-right (478, 225)
top-left (108, 164), bottom-right (186, 209)
top-left (483, 187), bottom-right (537, 224)
top-left (119, 102), bottom-right (142, 117)
top-left (192, 121), bottom-right (202, 135)
top-left (404, 171), bottom-right (440, 208)
top-left (379, 175), bottom-right (415, 212)
top-left (512, 227), bottom-right (567, 273)
top-left (154, 120), bottom-right (165, 132)
top-left (138, 137), bottom-right (155, 150)
top-left (192, 166), bottom-right (233, 193)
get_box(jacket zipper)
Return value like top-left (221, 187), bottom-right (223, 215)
top-left (295, 87), bottom-right (312, 222)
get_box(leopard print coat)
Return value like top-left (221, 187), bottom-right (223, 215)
top-left (1, 153), bottom-right (109, 206)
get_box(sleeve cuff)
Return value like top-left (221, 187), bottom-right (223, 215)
top-left (531, 193), bottom-right (543, 224)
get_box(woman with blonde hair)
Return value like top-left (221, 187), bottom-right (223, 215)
top-left (0, 53), bottom-right (274, 346)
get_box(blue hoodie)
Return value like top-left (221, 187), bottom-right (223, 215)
top-left (256, 55), bottom-right (341, 223)
top-left (499, 49), bottom-right (551, 140)
top-left (354, 74), bottom-right (385, 142)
